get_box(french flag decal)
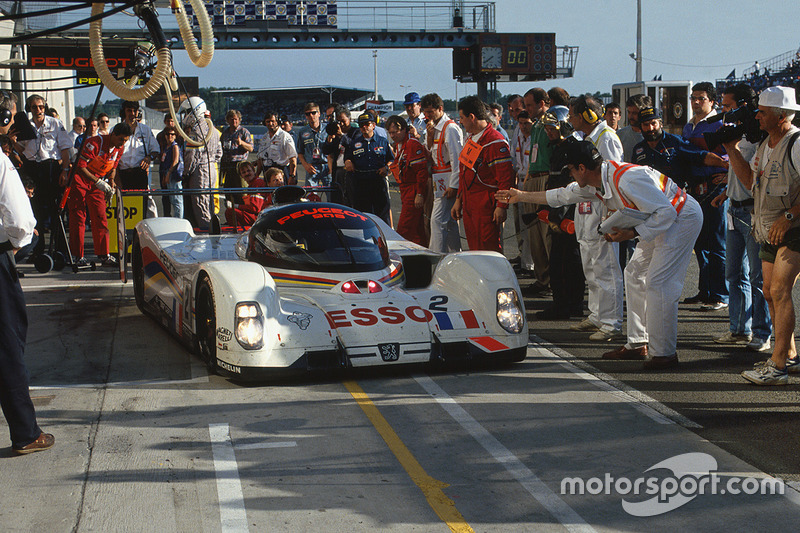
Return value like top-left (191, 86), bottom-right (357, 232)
top-left (434, 310), bottom-right (480, 330)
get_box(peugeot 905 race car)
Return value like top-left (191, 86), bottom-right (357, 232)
top-left (132, 191), bottom-right (527, 380)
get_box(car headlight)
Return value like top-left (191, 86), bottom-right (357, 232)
top-left (496, 288), bottom-right (524, 334)
top-left (235, 302), bottom-right (264, 350)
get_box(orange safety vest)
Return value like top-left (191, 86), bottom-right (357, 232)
top-left (432, 119), bottom-right (456, 174)
top-left (608, 161), bottom-right (687, 214)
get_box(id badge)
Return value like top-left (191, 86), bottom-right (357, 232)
top-left (312, 147), bottom-right (322, 161)
top-left (530, 143), bottom-right (539, 164)
top-left (578, 201), bottom-right (593, 215)
top-left (458, 139), bottom-right (482, 169)
top-left (388, 161), bottom-right (400, 182)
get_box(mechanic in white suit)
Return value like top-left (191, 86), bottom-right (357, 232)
top-left (421, 93), bottom-right (463, 252)
top-left (497, 138), bottom-right (702, 370)
top-left (567, 95), bottom-right (625, 342)
top-left (181, 97), bottom-right (222, 230)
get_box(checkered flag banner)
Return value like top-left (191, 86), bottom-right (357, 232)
top-left (186, 0), bottom-right (338, 27)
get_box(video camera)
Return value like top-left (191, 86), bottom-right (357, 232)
top-left (703, 98), bottom-right (766, 151)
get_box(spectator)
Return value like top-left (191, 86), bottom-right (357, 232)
top-left (548, 87), bottom-right (570, 107)
top-left (403, 92), bottom-right (426, 143)
top-left (536, 108), bottom-right (584, 320)
top-left (604, 102), bottom-right (622, 130)
top-left (522, 87), bottom-right (553, 293)
top-left (725, 86), bottom-right (800, 385)
top-left (18, 94), bottom-right (72, 255)
top-left (385, 115), bottom-right (429, 246)
top-left (280, 115), bottom-right (299, 148)
top-left (97, 112), bottom-right (111, 135)
top-left (0, 89), bottom-right (55, 455)
top-left (567, 94), bottom-right (624, 341)
top-left (631, 107), bottom-right (728, 312)
top-left (488, 103), bottom-right (510, 141)
top-left (506, 94), bottom-right (530, 269)
top-left (116, 100), bottom-right (160, 218)
top-left (220, 109), bottom-right (254, 202)
top-left (618, 94), bottom-right (652, 163)
top-left (344, 112), bottom-right (393, 223)
top-left (297, 102), bottom-right (330, 187)
top-left (710, 83), bottom-right (772, 352)
top-left (682, 82), bottom-right (729, 311)
top-left (0, 134), bottom-right (22, 168)
top-left (224, 161), bottom-right (273, 228)
top-left (322, 104), bottom-right (355, 205)
top-left (74, 116), bottom-right (99, 153)
top-left (70, 122), bottom-right (131, 267)
top-left (159, 126), bottom-right (184, 219)
top-left (256, 111), bottom-right (297, 185)
top-left (451, 96), bottom-right (514, 253)
top-left (422, 93), bottom-right (463, 252)
top-left (68, 116), bottom-right (85, 162)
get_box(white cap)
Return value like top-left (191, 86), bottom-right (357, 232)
top-left (758, 86), bottom-right (800, 111)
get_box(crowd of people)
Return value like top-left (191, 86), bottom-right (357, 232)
top-left (496, 81), bottom-right (800, 387)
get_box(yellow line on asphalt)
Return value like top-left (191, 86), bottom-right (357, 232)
top-left (343, 380), bottom-right (474, 533)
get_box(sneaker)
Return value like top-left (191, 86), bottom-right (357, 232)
top-left (74, 257), bottom-right (90, 267)
top-left (99, 255), bottom-right (118, 267)
top-left (589, 328), bottom-right (624, 342)
top-left (747, 337), bottom-right (771, 352)
top-left (760, 357), bottom-right (800, 374)
top-left (713, 331), bottom-right (752, 345)
top-left (570, 318), bottom-right (600, 332)
top-left (701, 301), bottom-right (728, 311)
top-left (742, 358), bottom-right (788, 386)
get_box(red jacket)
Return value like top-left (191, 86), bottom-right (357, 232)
top-left (393, 137), bottom-right (429, 196)
top-left (458, 125), bottom-right (514, 207)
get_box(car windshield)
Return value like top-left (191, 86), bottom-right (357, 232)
top-left (247, 203), bottom-right (390, 273)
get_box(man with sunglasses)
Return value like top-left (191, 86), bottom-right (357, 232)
top-left (18, 94), bottom-right (72, 255)
top-left (297, 102), bottom-right (330, 188)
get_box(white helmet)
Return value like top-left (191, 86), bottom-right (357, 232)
top-left (179, 96), bottom-right (207, 127)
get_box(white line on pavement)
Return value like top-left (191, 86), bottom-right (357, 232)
top-left (531, 336), bottom-right (702, 428)
top-left (209, 423), bottom-right (249, 532)
top-left (236, 441), bottom-right (297, 450)
top-left (413, 374), bottom-right (596, 533)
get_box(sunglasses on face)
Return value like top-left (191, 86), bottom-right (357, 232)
top-left (305, 111), bottom-right (319, 116)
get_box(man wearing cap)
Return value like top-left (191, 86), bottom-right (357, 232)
top-left (422, 93), bottom-right (463, 253)
top-left (497, 138), bottom-right (703, 370)
top-left (403, 92), bottom-right (426, 144)
top-left (725, 86), bottom-right (800, 386)
top-left (451, 96), bottom-right (514, 252)
top-left (344, 112), bottom-right (394, 223)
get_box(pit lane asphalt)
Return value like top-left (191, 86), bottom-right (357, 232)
top-left (4, 189), bottom-right (799, 531)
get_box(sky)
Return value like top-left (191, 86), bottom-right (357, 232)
top-left (76, 0), bottom-right (800, 106)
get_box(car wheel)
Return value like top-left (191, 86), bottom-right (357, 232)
top-left (132, 235), bottom-right (145, 312)
top-left (196, 277), bottom-right (218, 373)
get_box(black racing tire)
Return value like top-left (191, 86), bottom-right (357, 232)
top-left (195, 276), bottom-right (218, 373)
top-left (131, 235), bottom-right (145, 312)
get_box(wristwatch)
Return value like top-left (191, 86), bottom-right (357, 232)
top-left (785, 211), bottom-right (794, 221)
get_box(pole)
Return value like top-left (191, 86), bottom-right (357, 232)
top-left (636, 0), bottom-right (642, 82)
top-left (372, 50), bottom-right (378, 100)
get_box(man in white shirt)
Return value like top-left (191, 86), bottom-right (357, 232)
top-left (0, 90), bottom-right (55, 454)
top-left (422, 92), bottom-right (463, 252)
top-left (117, 100), bottom-right (160, 217)
top-left (256, 111), bottom-right (297, 184)
top-left (18, 94), bottom-right (72, 253)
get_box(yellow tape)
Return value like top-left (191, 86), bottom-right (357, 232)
top-left (343, 380), bottom-right (474, 533)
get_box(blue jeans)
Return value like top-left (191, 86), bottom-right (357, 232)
top-left (694, 195), bottom-right (728, 303)
top-left (726, 204), bottom-right (771, 339)
top-left (163, 175), bottom-right (183, 220)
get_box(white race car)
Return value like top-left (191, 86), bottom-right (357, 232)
top-left (132, 189), bottom-right (527, 380)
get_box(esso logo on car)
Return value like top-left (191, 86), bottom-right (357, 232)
top-left (325, 306), bottom-right (433, 329)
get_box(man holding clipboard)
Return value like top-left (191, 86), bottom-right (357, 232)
top-left (496, 138), bottom-right (703, 370)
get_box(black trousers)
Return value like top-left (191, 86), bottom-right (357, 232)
top-left (350, 173), bottom-right (390, 224)
top-left (550, 232), bottom-right (585, 314)
top-left (22, 159), bottom-right (62, 254)
top-left (0, 250), bottom-right (41, 448)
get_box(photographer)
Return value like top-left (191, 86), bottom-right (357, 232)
top-left (322, 105), bottom-right (355, 205)
top-left (710, 83), bottom-right (772, 352)
top-left (725, 86), bottom-right (800, 386)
